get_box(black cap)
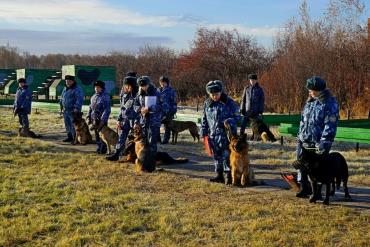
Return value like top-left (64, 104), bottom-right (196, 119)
top-left (306, 76), bottom-right (326, 91)
top-left (94, 80), bottom-right (105, 89)
top-left (65, 75), bottom-right (75, 81)
top-left (137, 76), bottom-right (150, 86)
top-left (123, 76), bottom-right (137, 87)
top-left (159, 76), bottom-right (170, 84)
top-left (18, 78), bottom-right (26, 84)
top-left (248, 74), bottom-right (257, 80)
top-left (126, 71), bottom-right (137, 77)
top-left (206, 80), bottom-right (223, 94)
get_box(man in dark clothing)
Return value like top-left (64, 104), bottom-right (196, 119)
top-left (239, 73), bottom-right (265, 135)
top-left (13, 78), bottom-right (32, 132)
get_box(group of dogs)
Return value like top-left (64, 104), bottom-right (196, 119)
top-left (65, 112), bottom-right (352, 205)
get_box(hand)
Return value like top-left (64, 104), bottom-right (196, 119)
top-left (116, 121), bottom-right (121, 129)
top-left (141, 107), bottom-right (149, 115)
top-left (73, 109), bottom-right (79, 113)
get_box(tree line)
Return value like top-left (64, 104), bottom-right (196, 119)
top-left (0, 0), bottom-right (368, 116)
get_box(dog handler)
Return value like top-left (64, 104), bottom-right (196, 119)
top-left (157, 76), bottom-right (177, 144)
top-left (294, 76), bottom-right (339, 197)
top-left (134, 76), bottom-right (162, 153)
top-left (60, 75), bottom-right (84, 143)
top-left (13, 78), bottom-right (32, 134)
top-left (87, 80), bottom-right (111, 154)
top-left (239, 73), bottom-right (265, 135)
top-left (106, 76), bottom-right (138, 161)
top-left (201, 80), bottom-right (240, 184)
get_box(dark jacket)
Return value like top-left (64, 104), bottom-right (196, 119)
top-left (14, 86), bottom-right (32, 114)
top-left (88, 90), bottom-right (111, 124)
top-left (134, 84), bottom-right (162, 127)
top-left (240, 82), bottom-right (264, 117)
top-left (60, 83), bottom-right (84, 112)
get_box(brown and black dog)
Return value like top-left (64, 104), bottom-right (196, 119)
top-left (250, 118), bottom-right (276, 142)
top-left (122, 129), bottom-right (188, 166)
top-left (72, 112), bottom-right (92, 145)
top-left (225, 122), bottom-right (254, 186)
top-left (90, 120), bottom-right (119, 154)
top-left (133, 124), bottom-right (156, 173)
top-left (165, 119), bottom-right (200, 144)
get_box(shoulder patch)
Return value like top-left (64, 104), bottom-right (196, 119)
top-left (329, 115), bottom-right (337, 123)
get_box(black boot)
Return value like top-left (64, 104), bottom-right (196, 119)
top-left (106, 148), bottom-right (122, 161)
top-left (296, 182), bottom-right (312, 198)
top-left (225, 171), bottom-right (232, 185)
top-left (210, 171), bottom-right (225, 183)
top-left (63, 133), bottom-right (73, 142)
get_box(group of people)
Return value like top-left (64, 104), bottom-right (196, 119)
top-left (13, 72), bottom-right (339, 197)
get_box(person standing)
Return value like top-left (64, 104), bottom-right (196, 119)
top-left (134, 76), bottom-right (162, 153)
top-left (157, 76), bottom-right (177, 144)
top-left (60, 75), bottom-right (84, 143)
top-left (87, 80), bottom-right (111, 154)
top-left (13, 78), bottom-right (32, 134)
top-left (106, 76), bottom-right (138, 161)
top-left (293, 76), bottom-right (339, 197)
top-left (239, 73), bottom-right (265, 135)
top-left (200, 80), bottom-right (240, 184)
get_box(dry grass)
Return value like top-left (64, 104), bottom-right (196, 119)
top-left (0, 107), bottom-right (369, 246)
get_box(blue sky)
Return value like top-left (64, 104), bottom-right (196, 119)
top-left (0, 0), bottom-right (367, 55)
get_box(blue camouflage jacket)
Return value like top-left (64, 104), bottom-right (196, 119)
top-left (60, 84), bottom-right (84, 112)
top-left (158, 86), bottom-right (177, 117)
top-left (14, 86), bottom-right (32, 114)
top-left (88, 90), bottom-right (111, 124)
top-left (240, 82), bottom-right (264, 117)
top-left (134, 84), bottom-right (162, 126)
top-left (118, 89), bottom-right (138, 124)
top-left (298, 89), bottom-right (339, 152)
top-left (201, 93), bottom-right (240, 137)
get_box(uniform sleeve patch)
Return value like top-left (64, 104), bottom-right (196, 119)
top-left (329, 115), bottom-right (337, 123)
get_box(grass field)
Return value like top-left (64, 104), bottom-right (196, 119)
top-left (0, 107), bottom-right (369, 246)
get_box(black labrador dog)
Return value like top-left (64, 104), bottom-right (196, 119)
top-left (293, 147), bottom-right (351, 205)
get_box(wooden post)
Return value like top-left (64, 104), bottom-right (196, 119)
top-left (347, 109), bottom-right (350, 120)
top-left (196, 98), bottom-right (199, 112)
top-left (368, 110), bottom-right (370, 119)
top-left (280, 136), bottom-right (284, 146)
top-left (356, 143), bottom-right (359, 152)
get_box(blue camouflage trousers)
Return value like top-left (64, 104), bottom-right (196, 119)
top-left (18, 112), bottom-right (29, 129)
top-left (63, 111), bottom-right (75, 138)
top-left (209, 132), bottom-right (230, 173)
top-left (116, 121), bottom-right (132, 151)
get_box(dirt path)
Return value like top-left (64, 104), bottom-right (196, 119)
top-left (3, 129), bottom-right (370, 211)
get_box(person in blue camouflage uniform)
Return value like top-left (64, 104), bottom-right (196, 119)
top-left (13, 78), bottom-right (32, 132)
top-left (106, 75), bottom-right (138, 161)
top-left (60, 75), bottom-right (84, 143)
top-left (201, 80), bottom-right (240, 184)
top-left (134, 76), bottom-right (162, 153)
top-left (240, 73), bottom-right (265, 135)
top-left (157, 76), bottom-right (177, 144)
top-left (87, 80), bottom-right (111, 154)
top-left (295, 76), bottom-right (339, 197)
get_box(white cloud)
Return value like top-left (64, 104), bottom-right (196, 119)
top-left (0, 0), bottom-right (183, 27)
top-left (206, 24), bottom-right (279, 37)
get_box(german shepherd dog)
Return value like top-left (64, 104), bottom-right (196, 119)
top-left (90, 120), bottom-right (119, 154)
top-left (122, 131), bottom-right (189, 165)
top-left (133, 124), bottom-right (156, 173)
top-left (165, 119), bottom-right (200, 144)
top-left (225, 123), bottom-right (253, 186)
top-left (294, 147), bottom-right (351, 205)
top-left (250, 118), bottom-right (276, 142)
top-left (72, 111), bottom-right (92, 145)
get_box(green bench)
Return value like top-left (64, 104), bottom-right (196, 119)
top-left (279, 122), bottom-right (370, 151)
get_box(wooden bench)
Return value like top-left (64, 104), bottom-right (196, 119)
top-left (279, 123), bottom-right (370, 151)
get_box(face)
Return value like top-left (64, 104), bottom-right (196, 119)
top-left (95, 86), bottom-right (103, 94)
top-left (19, 82), bottom-right (25, 87)
top-left (159, 80), bottom-right (168, 88)
top-left (140, 85), bottom-right (149, 92)
top-left (209, 92), bottom-right (221, 101)
top-left (249, 79), bottom-right (257, 85)
top-left (123, 85), bottom-right (132, 93)
top-left (308, 89), bottom-right (319, 98)
top-left (66, 79), bottom-right (74, 87)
